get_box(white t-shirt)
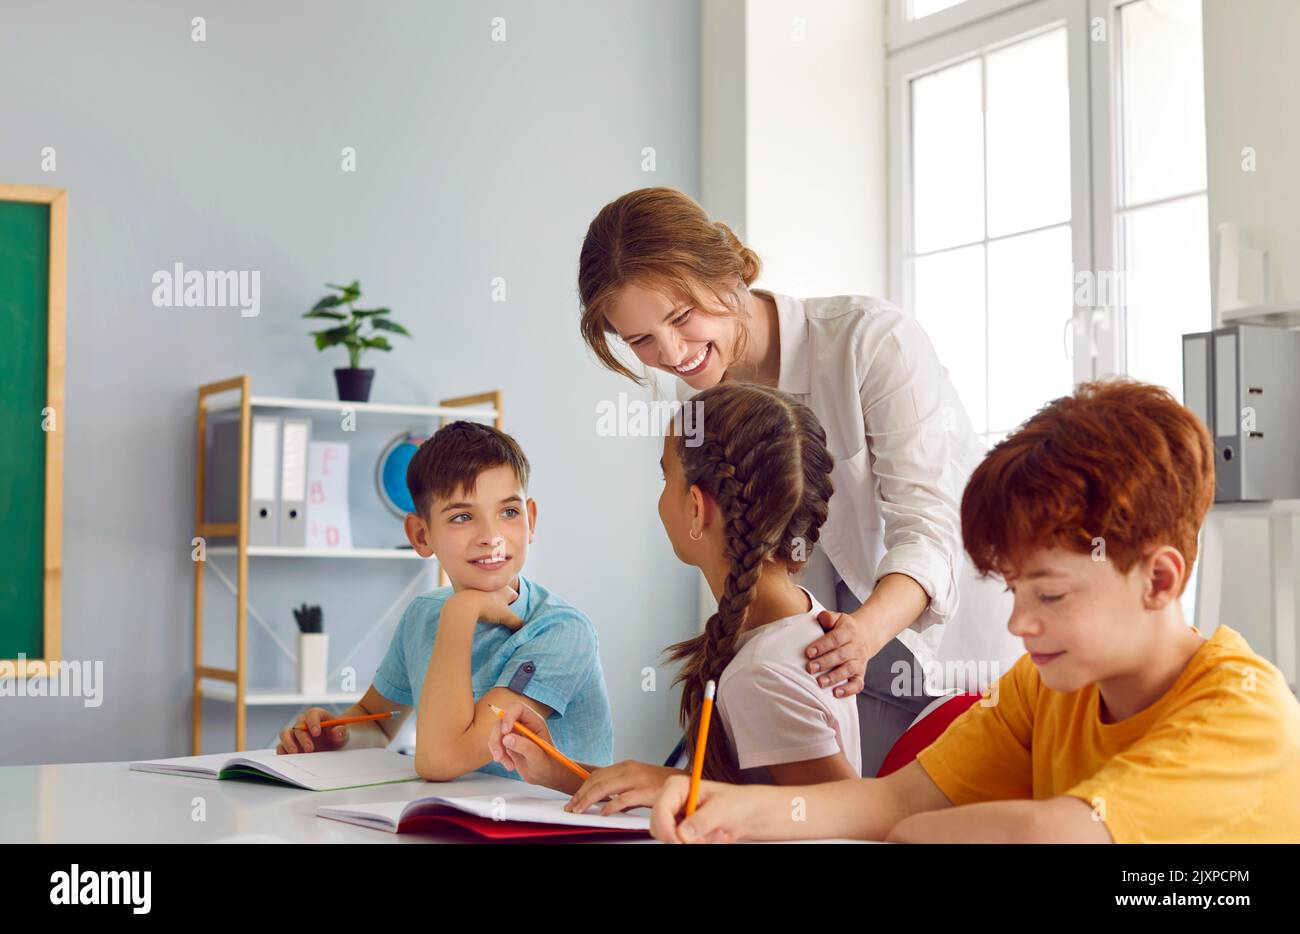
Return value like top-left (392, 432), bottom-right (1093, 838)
top-left (715, 587), bottom-right (863, 782)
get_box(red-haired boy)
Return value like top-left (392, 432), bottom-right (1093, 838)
top-left (650, 379), bottom-right (1300, 843)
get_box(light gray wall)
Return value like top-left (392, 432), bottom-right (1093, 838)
top-left (1203, 0), bottom-right (1300, 310)
top-left (1198, 0), bottom-right (1300, 678)
top-left (0, 0), bottom-right (701, 764)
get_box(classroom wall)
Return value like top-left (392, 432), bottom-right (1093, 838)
top-left (743, 0), bottom-right (888, 299)
top-left (1199, 0), bottom-right (1300, 672)
top-left (700, 0), bottom-right (888, 297)
top-left (1202, 0), bottom-right (1300, 311)
top-left (0, 0), bottom-right (702, 764)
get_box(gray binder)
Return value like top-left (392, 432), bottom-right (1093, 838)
top-left (204, 414), bottom-right (280, 546)
top-left (1183, 324), bottom-right (1300, 502)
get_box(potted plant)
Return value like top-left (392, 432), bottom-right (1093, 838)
top-left (302, 280), bottom-right (411, 402)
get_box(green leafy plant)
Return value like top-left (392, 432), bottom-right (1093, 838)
top-left (302, 280), bottom-right (411, 369)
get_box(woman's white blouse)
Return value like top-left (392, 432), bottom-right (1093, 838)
top-left (679, 291), bottom-right (1015, 676)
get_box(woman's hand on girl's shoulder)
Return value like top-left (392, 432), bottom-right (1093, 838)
top-left (804, 609), bottom-right (875, 696)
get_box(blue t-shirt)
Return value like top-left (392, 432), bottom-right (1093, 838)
top-left (373, 574), bottom-right (614, 780)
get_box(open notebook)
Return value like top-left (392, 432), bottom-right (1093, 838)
top-left (128, 748), bottom-right (420, 791)
top-left (317, 793), bottom-right (651, 839)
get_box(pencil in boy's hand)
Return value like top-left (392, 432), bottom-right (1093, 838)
top-left (488, 703), bottom-right (591, 781)
top-left (295, 711), bottom-right (400, 732)
top-left (686, 680), bottom-right (716, 817)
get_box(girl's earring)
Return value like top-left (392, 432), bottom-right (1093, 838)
top-left (689, 527), bottom-right (703, 542)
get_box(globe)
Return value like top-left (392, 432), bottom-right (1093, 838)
top-left (375, 431), bottom-right (427, 518)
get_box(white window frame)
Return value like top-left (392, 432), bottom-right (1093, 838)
top-left (888, 0), bottom-right (1098, 421)
top-left (1087, 0), bottom-right (1210, 380)
top-left (889, 0), bottom-right (1042, 52)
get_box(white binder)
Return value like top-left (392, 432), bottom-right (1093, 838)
top-left (278, 418), bottom-right (311, 547)
top-left (248, 415), bottom-right (281, 547)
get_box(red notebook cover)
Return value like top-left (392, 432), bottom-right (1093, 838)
top-left (400, 812), bottom-right (649, 840)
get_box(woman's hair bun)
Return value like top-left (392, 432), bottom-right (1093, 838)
top-left (714, 221), bottom-right (761, 286)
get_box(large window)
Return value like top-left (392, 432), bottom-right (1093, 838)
top-left (1107, 0), bottom-right (1210, 399)
top-left (890, 0), bottom-right (1210, 440)
top-left (907, 26), bottom-right (1074, 442)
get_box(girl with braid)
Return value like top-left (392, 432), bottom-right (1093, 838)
top-left (488, 382), bottom-right (861, 811)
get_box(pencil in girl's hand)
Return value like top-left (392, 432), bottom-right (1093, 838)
top-left (488, 703), bottom-right (591, 781)
top-left (296, 711), bottom-right (400, 732)
top-left (686, 680), bottom-right (716, 817)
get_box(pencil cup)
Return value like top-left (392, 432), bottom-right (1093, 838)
top-left (297, 633), bottom-right (329, 695)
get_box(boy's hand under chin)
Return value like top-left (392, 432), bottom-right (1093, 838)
top-left (444, 584), bottom-right (524, 631)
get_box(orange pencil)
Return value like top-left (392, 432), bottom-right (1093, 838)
top-left (296, 710), bottom-right (400, 732)
top-left (686, 680), bottom-right (715, 816)
top-left (488, 703), bottom-right (591, 781)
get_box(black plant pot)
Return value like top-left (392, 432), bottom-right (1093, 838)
top-left (334, 367), bottom-right (375, 402)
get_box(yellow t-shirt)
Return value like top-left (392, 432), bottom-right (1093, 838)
top-left (915, 626), bottom-right (1300, 843)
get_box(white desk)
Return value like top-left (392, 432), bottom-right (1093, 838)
top-left (0, 761), bottom-right (651, 844)
top-left (0, 760), bottom-right (866, 843)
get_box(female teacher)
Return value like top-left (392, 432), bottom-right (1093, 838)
top-left (578, 187), bottom-right (1020, 775)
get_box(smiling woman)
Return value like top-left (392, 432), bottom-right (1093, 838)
top-left (578, 189), bottom-right (761, 387)
top-left (576, 187), bottom-right (1024, 777)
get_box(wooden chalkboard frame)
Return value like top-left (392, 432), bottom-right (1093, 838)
top-left (0, 184), bottom-right (65, 678)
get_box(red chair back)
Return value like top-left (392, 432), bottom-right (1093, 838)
top-left (875, 692), bottom-right (982, 778)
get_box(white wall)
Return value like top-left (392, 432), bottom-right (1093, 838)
top-left (702, 0), bottom-right (889, 298)
top-left (1200, 0), bottom-right (1300, 673)
top-left (1203, 0), bottom-right (1300, 313)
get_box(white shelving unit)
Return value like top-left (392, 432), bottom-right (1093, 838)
top-left (199, 683), bottom-right (365, 707)
top-left (206, 545), bottom-right (425, 560)
top-left (192, 376), bottom-right (503, 752)
top-left (1196, 498), bottom-right (1299, 694)
top-left (204, 394), bottom-right (499, 420)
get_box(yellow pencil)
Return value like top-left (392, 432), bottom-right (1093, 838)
top-left (686, 680), bottom-right (716, 816)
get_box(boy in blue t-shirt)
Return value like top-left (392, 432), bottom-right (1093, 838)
top-left (277, 421), bottom-right (613, 781)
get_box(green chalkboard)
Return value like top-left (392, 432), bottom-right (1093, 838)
top-left (0, 187), bottom-right (64, 667)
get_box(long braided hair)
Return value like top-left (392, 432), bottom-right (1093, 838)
top-left (665, 382), bottom-right (835, 782)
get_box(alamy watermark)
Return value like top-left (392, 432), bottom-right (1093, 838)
top-left (152, 263), bottom-right (260, 317)
top-left (595, 393), bottom-right (704, 447)
top-left (890, 657), bottom-right (1002, 702)
top-left (49, 864), bottom-right (150, 914)
top-left (0, 655), bottom-right (103, 707)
